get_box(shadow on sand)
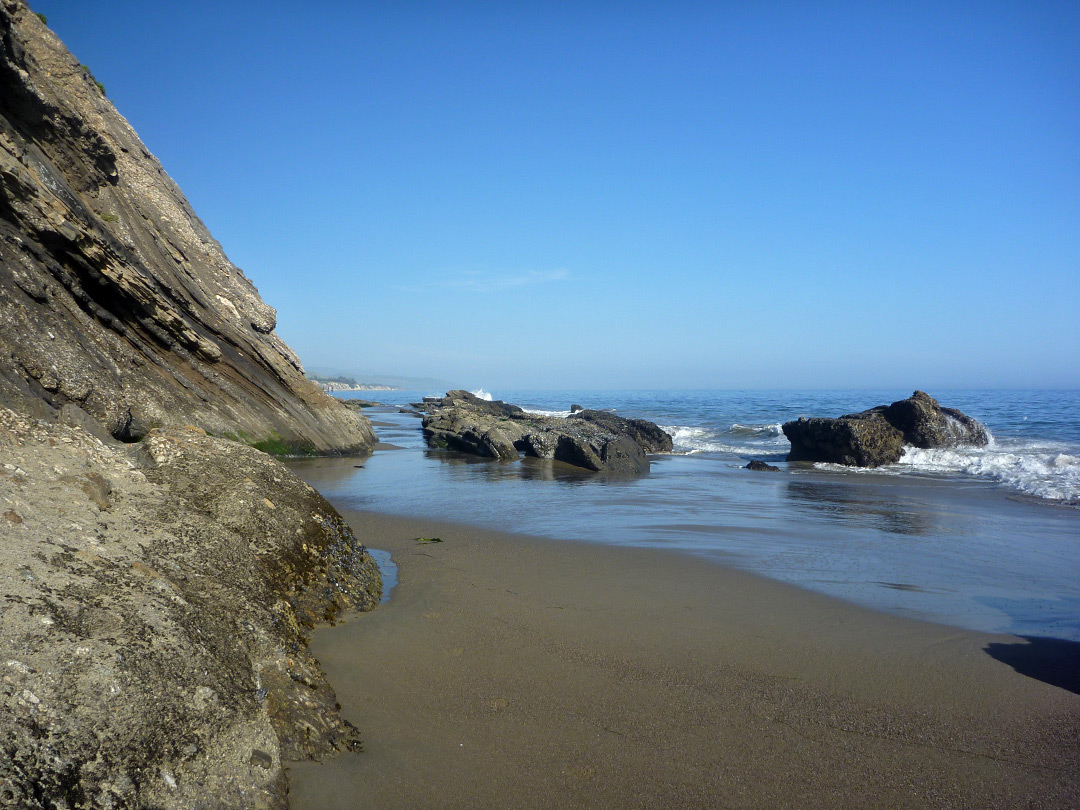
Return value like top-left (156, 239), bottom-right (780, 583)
top-left (985, 636), bottom-right (1080, 695)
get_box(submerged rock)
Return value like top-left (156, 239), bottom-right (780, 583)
top-left (783, 391), bottom-right (989, 467)
top-left (746, 460), bottom-right (781, 472)
top-left (418, 391), bottom-right (672, 474)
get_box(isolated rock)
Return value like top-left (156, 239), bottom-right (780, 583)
top-left (0, 1), bottom-right (373, 454)
top-left (783, 391), bottom-right (989, 467)
top-left (746, 460), bottom-right (781, 471)
top-left (0, 407), bottom-right (381, 810)
top-left (418, 390), bottom-right (672, 474)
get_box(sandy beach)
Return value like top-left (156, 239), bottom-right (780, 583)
top-left (285, 510), bottom-right (1080, 809)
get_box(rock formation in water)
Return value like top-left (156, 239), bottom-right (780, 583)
top-left (0, 4), bottom-right (383, 808)
top-left (0, 1), bottom-right (374, 454)
top-left (417, 390), bottom-right (673, 474)
top-left (782, 391), bottom-right (989, 467)
top-left (745, 459), bottom-right (781, 472)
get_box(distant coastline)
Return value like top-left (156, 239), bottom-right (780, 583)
top-left (308, 375), bottom-right (399, 392)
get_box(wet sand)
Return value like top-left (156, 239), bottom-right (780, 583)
top-left (288, 510), bottom-right (1080, 809)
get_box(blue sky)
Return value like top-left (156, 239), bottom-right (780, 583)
top-left (35, 1), bottom-right (1079, 389)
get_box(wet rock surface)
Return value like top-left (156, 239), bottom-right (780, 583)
top-left (0, 407), bottom-right (381, 810)
top-left (417, 391), bottom-right (673, 474)
top-left (745, 460), bottom-right (781, 472)
top-left (783, 391), bottom-right (990, 467)
top-left (0, 1), bottom-right (374, 454)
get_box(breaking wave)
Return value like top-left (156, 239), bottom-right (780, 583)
top-left (663, 425), bottom-right (784, 457)
top-left (729, 422), bottom-right (784, 438)
top-left (470, 388), bottom-right (494, 401)
top-left (523, 408), bottom-right (572, 418)
top-left (898, 442), bottom-right (1080, 504)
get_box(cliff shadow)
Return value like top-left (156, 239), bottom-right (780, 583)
top-left (984, 636), bottom-right (1080, 695)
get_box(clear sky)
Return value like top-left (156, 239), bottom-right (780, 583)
top-left (33, 0), bottom-right (1079, 390)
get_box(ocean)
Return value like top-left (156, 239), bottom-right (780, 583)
top-left (290, 389), bottom-right (1080, 641)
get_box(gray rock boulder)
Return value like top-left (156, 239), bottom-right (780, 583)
top-left (418, 391), bottom-right (672, 474)
top-left (783, 391), bottom-right (989, 467)
top-left (0, 407), bottom-right (381, 810)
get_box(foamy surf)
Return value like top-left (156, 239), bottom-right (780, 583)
top-left (898, 442), bottom-right (1080, 504)
top-left (523, 408), bottom-right (573, 418)
top-left (470, 388), bottom-right (494, 401)
top-left (663, 425), bottom-right (781, 456)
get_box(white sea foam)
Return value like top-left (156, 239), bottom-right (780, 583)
top-left (897, 443), bottom-right (1080, 503)
top-left (664, 426), bottom-right (749, 455)
top-left (470, 388), bottom-right (494, 401)
top-left (729, 422), bottom-right (784, 438)
top-left (523, 408), bottom-right (573, 418)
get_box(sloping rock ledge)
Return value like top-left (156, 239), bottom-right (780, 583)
top-left (417, 390), bottom-right (673, 474)
top-left (0, 407), bottom-right (380, 810)
top-left (782, 390), bottom-right (989, 467)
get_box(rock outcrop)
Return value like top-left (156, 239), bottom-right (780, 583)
top-left (0, 1), bottom-right (374, 454)
top-left (783, 391), bottom-right (989, 467)
top-left (0, 407), bottom-right (381, 810)
top-left (0, 6), bottom-right (386, 808)
top-left (418, 390), bottom-right (673, 474)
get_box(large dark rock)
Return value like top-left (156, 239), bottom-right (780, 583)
top-left (418, 391), bottom-right (672, 474)
top-left (783, 411), bottom-right (904, 467)
top-left (567, 409), bottom-right (675, 453)
top-left (746, 460), bottom-right (781, 472)
top-left (882, 390), bottom-right (989, 449)
top-left (783, 391), bottom-right (989, 468)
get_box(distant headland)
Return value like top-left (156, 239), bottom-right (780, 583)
top-left (307, 374), bottom-right (398, 392)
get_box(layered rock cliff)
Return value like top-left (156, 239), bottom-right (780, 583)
top-left (0, 4), bottom-right (385, 808)
top-left (0, 0), bottom-right (374, 453)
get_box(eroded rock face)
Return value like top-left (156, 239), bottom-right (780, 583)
top-left (0, 407), bottom-right (381, 810)
top-left (566, 408), bottom-right (674, 454)
top-left (0, 2), bottom-right (373, 454)
top-left (418, 390), bottom-right (672, 474)
top-left (882, 390), bottom-right (989, 449)
top-left (783, 391), bottom-right (989, 467)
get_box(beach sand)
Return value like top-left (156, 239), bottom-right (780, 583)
top-left (288, 510), bottom-right (1080, 809)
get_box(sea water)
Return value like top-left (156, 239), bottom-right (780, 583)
top-left (290, 389), bottom-right (1080, 641)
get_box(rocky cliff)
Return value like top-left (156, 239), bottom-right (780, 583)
top-left (0, 0), bottom-right (374, 453)
top-left (0, 4), bottom-right (385, 808)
